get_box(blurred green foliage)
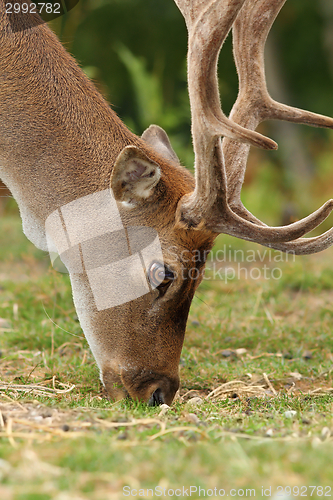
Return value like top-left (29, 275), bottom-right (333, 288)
top-left (48, 0), bottom-right (333, 229)
top-left (1, 0), bottom-right (329, 227)
top-left (54, 0), bottom-right (333, 130)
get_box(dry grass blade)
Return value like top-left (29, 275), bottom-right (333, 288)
top-left (206, 380), bottom-right (269, 400)
top-left (11, 418), bottom-right (92, 435)
top-left (0, 409), bottom-right (5, 428)
top-left (0, 393), bottom-right (29, 410)
top-left (263, 372), bottom-right (277, 395)
top-left (0, 403), bottom-right (90, 442)
top-left (0, 380), bottom-right (75, 398)
top-left (0, 401), bottom-right (174, 443)
top-left (0, 430), bottom-right (86, 441)
top-left (148, 426), bottom-right (208, 441)
top-left (95, 417), bottom-right (166, 432)
top-left (214, 430), bottom-right (333, 443)
top-left (248, 353), bottom-right (283, 360)
top-left (307, 387), bottom-right (333, 395)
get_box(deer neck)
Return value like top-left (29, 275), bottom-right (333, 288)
top-left (0, 16), bottom-right (140, 251)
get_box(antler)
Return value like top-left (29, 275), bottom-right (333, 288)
top-left (175, 0), bottom-right (333, 252)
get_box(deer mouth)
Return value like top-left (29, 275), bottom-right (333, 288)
top-left (102, 364), bottom-right (179, 405)
top-left (120, 369), bottom-right (179, 406)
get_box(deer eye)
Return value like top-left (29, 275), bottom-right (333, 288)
top-left (148, 262), bottom-right (175, 292)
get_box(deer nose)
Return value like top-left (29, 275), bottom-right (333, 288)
top-left (145, 376), bottom-right (179, 406)
top-left (148, 388), bottom-right (165, 406)
top-left (125, 373), bottom-right (179, 406)
top-left (103, 368), bottom-right (179, 405)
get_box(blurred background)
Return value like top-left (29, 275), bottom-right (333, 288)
top-left (1, 0), bottom-right (333, 233)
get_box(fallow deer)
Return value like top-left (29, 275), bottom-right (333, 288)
top-left (0, 0), bottom-right (332, 405)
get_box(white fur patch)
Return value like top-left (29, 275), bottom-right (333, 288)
top-left (0, 165), bottom-right (47, 250)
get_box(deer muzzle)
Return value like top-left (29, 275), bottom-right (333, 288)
top-left (102, 366), bottom-right (179, 406)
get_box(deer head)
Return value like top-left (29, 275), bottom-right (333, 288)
top-left (0, 0), bottom-right (332, 405)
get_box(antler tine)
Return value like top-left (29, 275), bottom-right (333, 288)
top-left (228, 216), bottom-right (333, 254)
top-left (174, 0), bottom-right (278, 151)
top-left (263, 227), bottom-right (333, 255)
top-left (174, 0), bottom-right (278, 233)
top-left (225, 0), bottom-right (333, 207)
top-left (211, 197), bottom-right (333, 244)
top-left (219, 0), bottom-right (333, 247)
top-left (208, 197), bottom-right (333, 254)
top-left (176, 0), bottom-right (333, 251)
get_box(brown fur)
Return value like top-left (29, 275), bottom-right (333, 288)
top-left (0, 1), bottom-right (215, 404)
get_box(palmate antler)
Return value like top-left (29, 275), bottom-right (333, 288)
top-left (174, 0), bottom-right (333, 254)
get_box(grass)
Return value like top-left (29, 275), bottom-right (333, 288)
top-left (1, 209), bottom-right (333, 499)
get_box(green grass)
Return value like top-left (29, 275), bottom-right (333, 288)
top-left (1, 210), bottom-right (333, 499)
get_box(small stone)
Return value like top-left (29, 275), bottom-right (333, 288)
top-left (191, 321), bottom-right (200, 327)
top-left (221, 350), bottom-right (233, 358)
top-left (284, 410), bottom-right (297, 419)
top-left (185, 397), bottom-right (204, 408)
top-left (185, 413), bottom-right (200, 425)
top-left (117, 432), bottom-right (128, 440)
top-left (312, 437), bottom-right (322, 447)
top-left (0, 458), bottom-right (11, 479)
top-left (235, 348), bottom-right (247, 357)
top-left (0, 318), bottom-right (11, 329)
top-left (42, 411), bottom-right (53, 419)
top-left (62, 424), bottom-right (70, 432)
top-left (158, 404), bottom-right (170, 417)
top-left (265, 428), bottom-right (274, 437)
top-left (321, 427), bottom-right (331, 440)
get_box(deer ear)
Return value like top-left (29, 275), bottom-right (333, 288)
top-left (111, 146), bottom-right (161, 206)
top-left (142, 125), bottom-right (179, 164)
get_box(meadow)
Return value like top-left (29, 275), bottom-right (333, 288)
top-left (0, 194), bottom-right (333, 499)
top-left (1, 2), bottom-right (333, 497)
